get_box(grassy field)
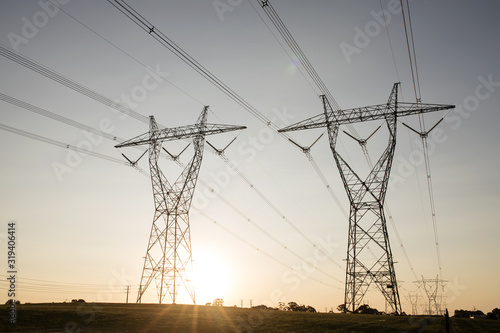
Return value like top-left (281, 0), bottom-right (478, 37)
top-left (1, 303), bottom-right (500, 332)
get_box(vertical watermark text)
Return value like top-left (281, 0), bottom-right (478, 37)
top-left (6, 221), bottom-right (17, 324)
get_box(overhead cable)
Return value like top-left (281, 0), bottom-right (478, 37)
top-left (0, 123), bottom-right (127, 165)
top-left (108, 0), bottom-right (290, 138)
top-left (400, 0), bottom-right (444, 283)
top-left (0, 43), bottom-right (149, 124)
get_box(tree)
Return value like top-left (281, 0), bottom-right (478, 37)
top-left (213, 298), bottom-right (224, 306)
top-left (287, 302), bottom-right (316, 312)
top-left (337, 304), bottom-right (348, 313)
top-left (487, 308), bottom-right (499, 320)
top-left (306, 305), bottom-right (317, 313)
top-left (354, 304), bottom-right (380, 315)
top-left (454, 309), bottom-right (485, 318)
top-left (278, 302), bottom-right (289, 311)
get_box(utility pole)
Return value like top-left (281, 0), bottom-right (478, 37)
top-left (116, 106), bottom-right (245, 304)
top-left (126, 285), bottom-right (130, 304)
top-left (279, 83), bottom-right (454, 314)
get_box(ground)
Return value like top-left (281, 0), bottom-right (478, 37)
top-left (1, 303), bottom-right (500, 332)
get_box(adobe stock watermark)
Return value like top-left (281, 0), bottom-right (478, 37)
top-left (192, 106), bottom-right (296, 210)
top-left (7, 0), bottom-right (71, 53)
top-left (443, 276), bottom-right (467, 305)
top-left (213, 0), bottom-right (244, 22)
top-left (236, 235), bottom-right (340, 332)
top-left (339, 0), bottom-right (413, 64)
top-left (389, 73), bottom-right (499, 191)
top-left (109, 65), bottom-right (169, 121)
top-left (51, 65), bottom-right (169, 182)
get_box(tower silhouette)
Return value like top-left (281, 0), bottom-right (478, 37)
top-left (116, 106), bottom-right (245, 304)
top-left (279, 83), bottom-right (454, 313)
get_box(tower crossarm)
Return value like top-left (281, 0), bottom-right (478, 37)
top-left (115, 123), bottom-right (246, 148)
top-left (278, 102), bottom-right (454, 132)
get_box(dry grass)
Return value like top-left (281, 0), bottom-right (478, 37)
top-left (1, 303), bottom-right (499, 332)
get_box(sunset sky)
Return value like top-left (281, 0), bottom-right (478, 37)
top-left (0, 0), bottom-right (499, 314)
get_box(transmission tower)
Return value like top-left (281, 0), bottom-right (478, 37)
top-left (116, 106), bottom-right (245, 304)
top-left (405, 292), bottom-right (422, 315)
top-left (279, 83), bottom-right (454, 314)
top-left (415, 275), bottom-right (447, 315)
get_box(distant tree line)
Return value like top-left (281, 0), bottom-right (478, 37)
top-left (252, 302), bottom-right (316, 312)
top-left (205, 298), bottom-right (224, 306)
top-left (337, 303), bottom-right (385, 315)
top-left (454, 308), bottom-right (499, 320)
top-left (254, 302), bottom-right (385, 315)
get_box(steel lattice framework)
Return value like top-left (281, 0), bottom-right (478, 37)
top-left (279, 83), bottom-right (454, 314)
top-left (116, 106), bottom-right (245, 304)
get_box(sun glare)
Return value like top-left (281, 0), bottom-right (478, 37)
top-left (191, 250), bottom-right (232, 305)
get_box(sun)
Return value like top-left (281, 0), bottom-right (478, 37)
top-left (191, 249), bottom-right (232, 305)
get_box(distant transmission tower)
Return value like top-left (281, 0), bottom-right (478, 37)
top-left (279, 83), bottom-right (454, 314)
top-left (405, 293), bottom-right (422, 315)
top-left (116, 106), bottom-right (245, 304)
top-left (415, 275), bottom-right (447, 315)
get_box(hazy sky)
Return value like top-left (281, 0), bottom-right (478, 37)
top-left (0, 0), bottom-right (499, 314)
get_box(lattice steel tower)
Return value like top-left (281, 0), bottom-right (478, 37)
top-left (279, 83), bottom-right (454, 314)
top-left (116, 106), bottom-right (245, 304)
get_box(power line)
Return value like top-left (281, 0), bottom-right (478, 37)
top-left (399, 0), bottom-right (444, 283)
top-left (0, 91), bottom-right (343, 288)
top-left (0, 91), bottom-right (159, 166)
top-left (0, 275), bottom-right (133, 295)
top-left (1, 117), bottom-right (340, 289)
top-left (0, 12), bottom-right (345, 265)
top-left (253, 0), bottom-right (360, 139)
top-left (400, 0), bottom-right (420, 104)
top-left (0, 42), bottom-right (149, 124)
top-left (107, 0), bottom-right (350, 274)
top-left (405, 0), bottom-right (422, 103)
top-left (199, 176), bottom-right (343, 283)
top-left (0, 108), bottom-right (339, 287)
top-left (46, 0), bottom-right (205, 106)
top-left (255, 0), bottom-right (340, 110)
top-left (246, 0), bottom-right (319, 97)
top-left (379, 0), bottom-right (400, 83)
top-left (206, 148), bottom-right (344, 271)
top-left (1, 40), bottom-right (342, 285)
top-left (162, 144), bottom-right (344, 282)
top-left (0, 123), bottom-right (128, 166)
top-left (0, 92), bottom-right (120, 142)
top-left (2, 2), bottom-right (354, 289)
top-left (248, 0), bottom-right (355, 219)
top-left (134, 159), bottom-right (343, 288)
top-left (309, 156), bottom-right (348, 218)
top-left (197, 212), bottom-right (342, 289)
top-left (108, 0), bottom-right (289, 138)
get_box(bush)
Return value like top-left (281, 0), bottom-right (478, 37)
top-left (71, 299), bottom-right (86, 303)
top-left (354, 304), bottom-right (380, 315)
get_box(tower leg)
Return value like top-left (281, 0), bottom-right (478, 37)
top-left (344, 205), bottom-right (401, 313)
